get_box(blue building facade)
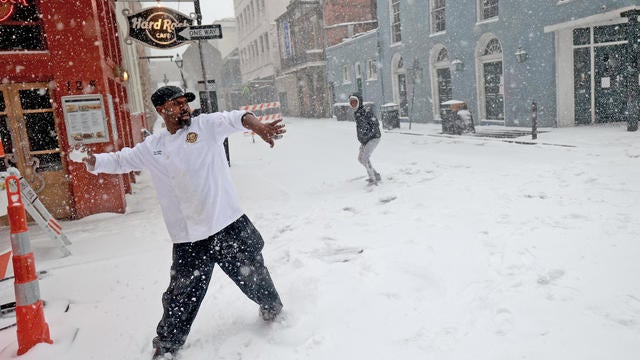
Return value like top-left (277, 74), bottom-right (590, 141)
top-left (326, 30), bottom-right (381, 118)
top-left (327, 1), bottom-right (640, 128)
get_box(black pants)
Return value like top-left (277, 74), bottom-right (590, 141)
top-left (153, 215), bottom-right (282, 352)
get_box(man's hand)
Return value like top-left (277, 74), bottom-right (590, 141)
top-left (241, 113), bottom-right (286, 148)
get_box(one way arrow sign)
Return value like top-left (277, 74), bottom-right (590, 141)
top-left (176, 24), bottom-right (223, 41)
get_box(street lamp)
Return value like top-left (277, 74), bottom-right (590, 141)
top-left (515, 47), bottom-right (528, 63)
top-left (451, 58), bottom-right (464, 72)
top-left (174, 53), bottom-right (187, 89)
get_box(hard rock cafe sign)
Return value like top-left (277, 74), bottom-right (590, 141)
top-left (123, 7), bottom-right (193, 49)
top-left (0, 0), bottom-right (28, 22)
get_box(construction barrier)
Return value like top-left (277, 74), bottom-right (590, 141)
top-left (0, 168), bottom-right (71, 258)
top-left (5, 175), bottom-right (52, 355)
top-left (239, 102), bottom-right (283, 139)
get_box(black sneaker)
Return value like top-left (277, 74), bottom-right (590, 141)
top-left (152, 346), bottom-right (177, 360)
top-left (259, 302), bottom-right (283, 321)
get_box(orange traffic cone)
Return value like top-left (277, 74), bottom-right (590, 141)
top-left (5, 175), bottom-right (52, 355)
top-left (0, 249), bottom-right (10, 279)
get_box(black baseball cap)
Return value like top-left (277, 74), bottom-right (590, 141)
top-left (151, 86), bottom-right (196, 107)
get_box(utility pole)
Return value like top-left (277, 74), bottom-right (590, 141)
top-left (193, 0), bottom-right (213, 113)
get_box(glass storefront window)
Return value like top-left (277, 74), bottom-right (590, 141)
top-left (573, 28), bottom-right (590, 46)
top-left (20, 88), bottom-right (51, 110)
top-left (594, 24), bottom-right (626, 44)
top-left (25, 113), bottom-right (57, 152)
top-left (0, 0), bottom-right (46, 51)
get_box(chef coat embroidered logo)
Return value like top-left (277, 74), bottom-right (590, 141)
top-left (186, 132), bottom-right (198, 143)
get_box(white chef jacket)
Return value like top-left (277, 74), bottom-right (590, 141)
top-left (90, 110), bottom-right (248, 243)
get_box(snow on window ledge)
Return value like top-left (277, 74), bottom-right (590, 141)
top-left (476, 17), bottom-right (499, 25)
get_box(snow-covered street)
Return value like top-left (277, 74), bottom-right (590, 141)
top-left (1, 119), bottom-right (640, 359)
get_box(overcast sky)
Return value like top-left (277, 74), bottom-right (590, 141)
top-left (140, 0), bottom-right (235, 22)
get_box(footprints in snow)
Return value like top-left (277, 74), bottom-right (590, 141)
top-left (308, 246), bottom-right (364, 263)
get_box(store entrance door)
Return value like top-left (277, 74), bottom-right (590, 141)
top-left (594, 44), bottom-right (627, 123)
top-left (0, 83), bottom-right (72, 219)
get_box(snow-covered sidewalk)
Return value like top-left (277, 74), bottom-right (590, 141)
top-left (1, 118), bottom-right (640, 359)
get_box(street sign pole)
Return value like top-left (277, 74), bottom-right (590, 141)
top-left (193, 0), bottom-right (213, 113)
top-left (176, 25), bottom-right (223, 41)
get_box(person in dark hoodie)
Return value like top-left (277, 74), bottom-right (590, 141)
top-left (349, 92), bottom-right (381, 185)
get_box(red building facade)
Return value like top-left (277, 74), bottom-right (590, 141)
top-left (323, 0), bottom-right (378, 48)
top-left (0, 0), bottom-right (137, 220)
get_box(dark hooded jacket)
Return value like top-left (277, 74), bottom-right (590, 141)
top-left (351, 92), bottom-right (381, 145)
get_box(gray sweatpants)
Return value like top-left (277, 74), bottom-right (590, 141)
top-left (358, 137), bottom-right (380, 180)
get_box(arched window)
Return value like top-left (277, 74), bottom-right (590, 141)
top-left (476, 35), bottom-right (504, 122)
top-left (436, 48), bottom-right (449, 63)
top-left (391, 53), bottom-right (408, 117)
top-left (484, 39), bottom-right (502, 56)
top-left (430, 46), bottom-right (452, 119)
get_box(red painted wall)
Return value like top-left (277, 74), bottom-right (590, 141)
top-left (1, 0), bottom-right (132, 218)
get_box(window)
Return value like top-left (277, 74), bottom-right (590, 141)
top-left (366, 59), bottom-right (378, 80)
top-left (484, 38), bottom-right (502, 56)
top-left (391, 0), bottom-right (402, 43)
top-left (0, 0), bottom-right (46, 51)
top-left (343, 65), bottom-right (351, 83)
top-left (432, 46), bottom-right (452, 118)
top-left (431, 0), bottom-right (446, 33)
top-left (436, 47), bottom-right (449, 63)
top-left (479, 0), bottom-right (499, 21)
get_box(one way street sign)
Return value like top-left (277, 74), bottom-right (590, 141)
top-left (176, 24), bottom-right (223, 41)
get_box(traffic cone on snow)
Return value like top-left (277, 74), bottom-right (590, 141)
top-left (5, 175), bottom-right (52, 355)
top-left (0, 249), bottom-right (10, 279)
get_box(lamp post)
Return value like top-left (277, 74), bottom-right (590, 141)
top-left (621, 9), bottom-right (640, 132)
top-left (451, 58), bottom-right (464, 72)
top-left (515, 47), bottom-right (528, 63)
top-left (174, 53), bottom-right (187, 89)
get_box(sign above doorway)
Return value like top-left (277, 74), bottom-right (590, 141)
top-left (123, 7), bottom-right (193, 49)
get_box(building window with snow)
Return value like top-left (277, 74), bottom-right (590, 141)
top-left (0, 0), bottom-right (46, 51)
top-left (343, 65), bottom-right (351, 84)
top-left (390, 0), bottom-right (402, 43)
top-left (355, 62), bottom-right (363, 93)
top-left (366, 59), bottom-right (378, 81)
top-left (431, 0), bottom-right (446, 33)
top-left (479, 0), bottom-right (499, 21)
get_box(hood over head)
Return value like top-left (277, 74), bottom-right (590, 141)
top-left (349, 92), bottom-right (364, 109)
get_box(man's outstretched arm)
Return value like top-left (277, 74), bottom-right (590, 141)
top-left (241, 112), bottom-right (287, 148)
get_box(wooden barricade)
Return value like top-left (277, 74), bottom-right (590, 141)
top-left (239, 102), bottom-right (283, 140)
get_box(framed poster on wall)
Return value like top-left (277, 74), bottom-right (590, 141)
top-left (62, 94), bottom-right (110, 145)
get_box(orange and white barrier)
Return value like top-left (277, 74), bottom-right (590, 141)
top-left (1, 168), bottom-right (71, 258)
top-left (239, 102), bottom-right (281, 112)
top-left (5, 175), bottom-right (52, 355)
top-left (240, 102), bottom-right (283, 139)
